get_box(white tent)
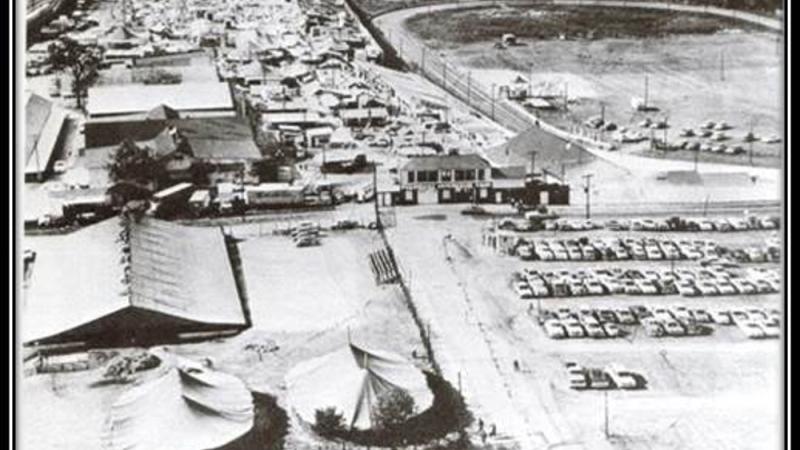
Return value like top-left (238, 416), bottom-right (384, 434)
top-left (103, 360), bottom-right (254, 450)
top-left (286, 343), bottom-right (434, 430)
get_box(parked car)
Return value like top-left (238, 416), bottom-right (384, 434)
top-left (663, 320), bottom-right (687, 337)
top-left (711, 310), bottom-right (734, 325)
top-left (564, 322), bottom-right (587, 338)
top-left (544, 320), bottom-right (567, 339)
top-left (603, 323), bottom-right (622, 338)
top-left (585, 322), bottom-right (607, 339)
top-left (514, 282), bottom-right (534, 299)
top-left (606, 364), bottom-right (640, 389)
top-left (759, 323), bottom-right (780, 339)
top-left (738, 321), bottom-right (766, 339)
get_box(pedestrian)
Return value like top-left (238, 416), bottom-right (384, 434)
top-left (480, 430), bottom-right (487, 444)
top-left (490, 424), bottom-right (496, 437)
top-left (513, 360), bottom-right (520, 371)
top-left (478, 418), bottom-right (484, 430)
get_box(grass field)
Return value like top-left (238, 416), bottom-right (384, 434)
top-left (405, 5), bottom-right (761, 42)
top-left (403, 6), bottom-right (783, 168)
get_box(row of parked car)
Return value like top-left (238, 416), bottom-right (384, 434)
top-left (565, 362), bottom-right (646, 390)
top-left (513, 266), bottom-right (780, 300)
top-left (604, 216), bottom-right (779, 233)
top-left (517, 236), bottom-right (721, 262)
top-left (540, 305), bottom-right (780, 340)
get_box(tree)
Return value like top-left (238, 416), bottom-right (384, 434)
top-left (313, 407), bottom-right (346, 439)
top-left (48, 37), bottom-right (102, 110)
top-left (107, 140), bottom-right (168, 190)
top-left (373, 388), bottom-right (416, 432)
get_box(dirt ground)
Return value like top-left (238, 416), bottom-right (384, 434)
top-left (385, 205), bottom-right (782, 450)
top-left (404, 7), bottom-right (783, 168)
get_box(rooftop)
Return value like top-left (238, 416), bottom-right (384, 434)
top-left (87, 82), bottom-right (234, 118)
top-left (402, 154), bottom-right (492, 172)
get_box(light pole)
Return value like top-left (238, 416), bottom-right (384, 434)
top-left (467, 71), bottom-right (472, 106)
top-left (491, 83), bottom-right (497, 121)
top-left (582, 173), bottom-right (594, 219)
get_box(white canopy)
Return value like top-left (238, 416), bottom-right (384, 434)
top-left (103, 361), bottom-right (254, 450)
top-left (286, 343), bottom-right (433, 430)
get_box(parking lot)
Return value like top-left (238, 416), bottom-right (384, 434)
top-left (388, 205), bottom-right (782, 449)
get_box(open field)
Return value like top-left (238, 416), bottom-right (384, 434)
top-left (385, 205), bottom-right (782, 449)
top-left (402, 5), bottom-right (783, 168)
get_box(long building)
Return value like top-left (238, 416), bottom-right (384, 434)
top-left (22, 217), bottom-right (250, 348)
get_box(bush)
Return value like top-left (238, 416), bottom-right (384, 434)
top-left (313, 407), bottom-right (346, 439)
top-left (141, 69), bottom-right (182, 85)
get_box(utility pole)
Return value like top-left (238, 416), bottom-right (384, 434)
top-left (528, 64), bottom-right (533, 99)
top-left (530, 150), bottom-right (537, 175)
top-left (604, 390), bottom-right (610, 438)
top-left (644, 75), bottom-right (649, 110)
top-left (491, 83), bottom-right (497, 121)
top-left (582, 174), bottom-right (594, 219)
top-left (373, 163), bottom-right (382, 230)
top-left (421, 46), bottom-right (426, 72)
top-left (694, 145), bottom-right (699, 172)
top-left (442, 58), bottom-right (447, 89)
top-left (467, 71), bottom-right (472, 106)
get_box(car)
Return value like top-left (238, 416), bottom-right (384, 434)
top-left (596, 310), bottom-right (618, 324)
top-left (569, 282), bottom-right (588, 297)
top-left (567, 370), bottom-right (589, 389)
top-left (606, 364), bottom-right (640, 389)
top-left (690, 309), bottom-right (713, 324)
top-left (605, 219), bottom-right (630, 231)
top-left (600, 280), bottom-right (625, 294)
top-left (671, 307), bottom-right (693, 322)
top-left (585, 369), bottom-right (613, 389)
top-left (564, 323), bottom-right (586, 338)
top-left (645, 246), bottom-right (664, 260)
top-left (536, 248), bottom-right (555, 261)
top-left (759, 323), bottom-right (780, 339)
top-left (746, 309), bottom-right (769, 321)
top-left (754, 279), bottom-right (777, 294)
top-left (514, 282), bottom-right (534, 299)
top-left (602, 323), bottom-right (622, 338)
top-left (738, 321), bottom-right (766, 339)
top-left (544, 320), bottom-right (567, 339)
top-left (581, 246), bottom-right (598, 261)
top-left (637, 280), bottom-right (659, 295)
top-left (715, 281), bottom-right (737, 295)
top-left (696, 281), bottom-right (720, 296)
top-left (677, 280), bottom-right (699, 297)
top-left (584, 281), bottom-right (605, 296)
top-left (656, 280), bottom-right (679, 295)
top-left (615, 309), bottom-right (638, 325)
top-left (642, 319), bottom-right (665, 337)
top-left (529, 282), bottom-right (550, 297)
top-left (566, 246), bottom-right (583, 260)
top-left (711, 310), bottom-right (734, 325)
top-left (653, 308), bottom-right (674, 321)
top-left (623, 281), bottom-right (642, 295)
top-left (663, 320), bottom-right (686, 336)
top-left (585, 322), bottom-right (607, 338)
top-left (517, 245), bottom-right (534, 260)
top-left (728, 279), bottom-right (755, 294)
top-left (553, 249), bottom-right (570, 261)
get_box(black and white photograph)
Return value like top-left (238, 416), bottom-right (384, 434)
top-left (12, 0), bottom-right (788, 448)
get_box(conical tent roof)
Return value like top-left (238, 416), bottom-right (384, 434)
top-left (147, 104), bottom-right (180, 120)
top-left (286, 343), bottom-right (434, 430)
top-left (103, 361), bottom-right (254, 450)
